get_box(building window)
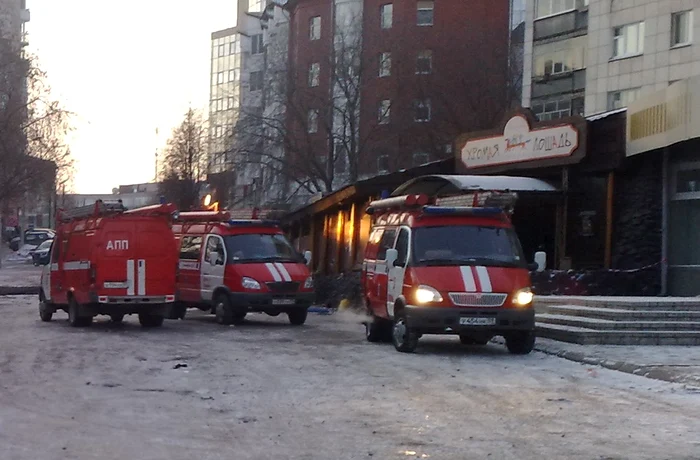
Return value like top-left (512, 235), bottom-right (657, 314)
top-left (215, 98), bottom-right (224, 112)
top-left (228, 69), bottom-right (238, 82)
top-left (250, 71), bottom-right (264, 91)
top-left (608, 88), bottom-right (641, 110)
top-left (229, 39), bottom-right (239, 55)
top-left (531, 96), bottom-right (578, 120)
top-left (251, 34), bottom-right (264, 54)
top-left (413, 152), bottom-right (429, 166)
top-left (377, 154), bottom-right (390, 173)
top-left (308, 62), bottom-right (320, 87)
top-left (613, 22), bottom-right (645, 58)
top-left (310, 16), bottom-right (321, 40)
top-left (532, 36), bottom-right (587, 77)
top-left (379, 52), bottom-right (391, 77)
top-left (378, 99), bottom-right (391, 124)
top-left (248, 0), bottom-right (263, 12)
top-left (308, 110), bottom-right (319, 133)
top-left (227, 97), bottom-right (238, 110)
top-left (217, 72), bottom-right (225, 84)
top-left (414, 99), bottom-right (431, 122)
top-left (536, 0), bottom-right (575, 19)
top-left (215, 125), bottom-right (223, 138)
top-left (380, 4), bottom-right (393, 29)
top-left (218, 44), bottom-right (226, 57)
top-left (672, 11), bottom-right (693, 47)
top-left (417, 0), bottom-right (434, 26)
top-left (416, 50), bottom-right (432, 74)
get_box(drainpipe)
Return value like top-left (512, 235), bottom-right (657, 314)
top-left (660, 147), bottom-right (669, 296)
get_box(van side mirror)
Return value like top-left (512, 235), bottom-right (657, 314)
top-left (303, 250), bottom-right (312, 266)
top-left (385, 248), bottom-right (398, 267)
top-left (534, 251), bottom-right (547, 272)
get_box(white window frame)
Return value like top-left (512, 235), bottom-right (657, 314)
top-left (671, 11), bottom-right (694, 47)
top-left (379, 52), bottom-right (391, 77)
top-left (607, 87), bottom-right (641, 110)
top-left (416, 50), bottom-right (432, 74)
top-left (378, 99), bottom-right (391, 124)
top-left (377, 154), bottom-right (390, 173)
top-left (218, 44), bottom-right (226, 57)
top-left (310, 16), bottom-right (321, 40)
top-left (417, 1), bottom-right (434, 26)
top-left (380, 4), bottom-right (393, 29)
top-left (251, 34), bottom-right (264, 55)
top-left (308, 62), bottom-right (320, 87)
top-left (308, 109), bottom-right (319, 133)
top-left (228, 69), bottom-right (237, 82)
top-left (612, 22), bottom-right (645, 59)
top-left (227, 97), bottom-right (237, 110)
top-left (217, 72), bottom-right (225, 84)
top-left (414, 99), bottom-right (431, 123)
top-left (535, 0), bottom-right (576, 20)
top-left (671, 161), bottom-right (700, 201)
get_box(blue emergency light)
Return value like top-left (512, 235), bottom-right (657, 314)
top-left (421, 206), bottom-right (503, 216)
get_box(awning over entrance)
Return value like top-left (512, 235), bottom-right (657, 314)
top-left (390, 174), bottom-right (560, 197)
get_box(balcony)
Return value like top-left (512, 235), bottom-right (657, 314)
top-left (531, 69), bottom-right (586, 99)
top-left (534, 9), bottom-right (587, 41)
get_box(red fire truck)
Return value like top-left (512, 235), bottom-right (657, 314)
top-left (38, 200), bottom-right (179, 328)
top-left (361, 175), bottom-right (551, 354)
top-left (169, 211), bottom-right (314, 325)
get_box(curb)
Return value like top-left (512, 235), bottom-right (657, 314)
top-left (0, 286), bottom-right (39, 296)
top-left (492, 337), bottom-right (700, 389)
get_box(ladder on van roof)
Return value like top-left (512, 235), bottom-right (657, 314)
top-left (58, 200), bottom-right (127, 222)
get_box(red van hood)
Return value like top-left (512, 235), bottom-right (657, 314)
top-left (225, 261), bottom-right (311, 292)
top-left (409, 265), bottom-right (530, 294)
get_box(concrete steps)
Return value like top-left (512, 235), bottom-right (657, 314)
top-left (534, 296), bottom-right (700, 345)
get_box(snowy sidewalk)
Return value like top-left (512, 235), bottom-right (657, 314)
top-left (0, 248), bottom-right (42, 293)
top-left (525, 337), bottom-right (700, 388)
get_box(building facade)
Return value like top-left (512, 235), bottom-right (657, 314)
top-left (523, 0), bottom-right (700, 119)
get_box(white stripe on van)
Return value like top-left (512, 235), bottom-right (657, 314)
top-left (274, 262), bottom-right (292, 281)
top-left (126, 260), bottom-right (135, 295)
top-left (265, 263), bottom-right (282, 282)
top-left (138, 259), bottom-right (146, 296)
top-left (63, 261), bottom-right (90, 271)
top-left (475, 266), bottom-right (492, 293)
top-left (460, 266), bottom-right (476, 292)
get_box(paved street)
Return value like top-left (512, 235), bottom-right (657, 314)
top-left (1, 296), bottom-right (700, 460)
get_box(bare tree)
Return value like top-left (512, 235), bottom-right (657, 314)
top-left (0, 48), bottom-right (74, 207)
top-left (158, 109), bottom-right (208, 210)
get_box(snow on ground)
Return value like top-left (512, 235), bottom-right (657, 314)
top-left (0, 264), bottom-right (42, 287)
top-left (1, 296), bottom-right (699, 460)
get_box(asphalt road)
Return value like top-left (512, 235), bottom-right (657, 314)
top-left (1, 296), bottom-right (699, 460)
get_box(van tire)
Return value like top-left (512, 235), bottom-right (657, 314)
top-left (214, 294), bottom-right (234, 325)
top-left (68, 298), bottom-right (92, 328)
top-left (288, 308), bottom-right (308, 326)
top-left (167, 303), bottom-right (187, 320)
top-left (39, 301), bottom-right (53, 322)
top-left (392, 311), bottom-right (419, 353)
top-left (110, 314), bottom-right (124, 324)
top-left (505, 331), bottom-right (536, 355)
top-left (459, 335), bottom-right (489, 346)
top-left (366, 316), bottom-right (389, 342)
top-left (139, 313), bottom-right (165, 328)
top-left (232, 312), bottom-right (247, 325)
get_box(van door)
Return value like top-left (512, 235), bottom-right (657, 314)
top-left (50, 237), bottom-right (67, 304)
top-left (386, 227), bottom-right (410, 319)
top-left (200, 234), bottom-right (227, 302)
top-left (178, 235), bottom-right (203, 303)
top-left (374, 227), bottom-right (397, 318)
top-left (42, 240), bottom-right (55, 301)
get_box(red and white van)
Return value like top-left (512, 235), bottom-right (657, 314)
top-left (170, 211), bottom-right (314, 325)
top-left (38, 200), bottom-right (179, 328)
top-left (361, 176), bottom-right (547, 354)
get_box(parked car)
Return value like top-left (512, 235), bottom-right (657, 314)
top-left (11, 229), bottom-right (55, 252)
top-left (31, 239), bottom-right (53, 266)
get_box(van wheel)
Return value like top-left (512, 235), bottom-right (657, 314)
top-left (288, 308), bottom-right (307, 326)
top-left (39, 300), bottom-right (53, 322)
top-left (459, 335), bottom-right (489, 345)
top-left (392, 311), bottom-right (418, 353)
top-left (366, 316), bottom-right (389, 343)
top-left (167, 304), bottom-right (187, 320)
top-left (214, 294), bottom-right (234, 325)
top-left (68, 298), bottom-right (92, 328)
top-left (139, 313), bottom-right (164, 328)
top-left (110, 314), bottom-right (124, 324)
top-left (505, 331), bottom-right (536, 355)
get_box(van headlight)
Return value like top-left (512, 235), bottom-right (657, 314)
top-left (415, 285), bottom-right (443, 304)
top-left (513, 288), bottom-right (534, 307)
top-left (242, 277), bottom-right (261, 290)
top-left (304, 276), bottom-right (314, 289)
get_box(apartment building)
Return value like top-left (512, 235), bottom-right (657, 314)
top-left (523, 0), bottom-right (700, 119)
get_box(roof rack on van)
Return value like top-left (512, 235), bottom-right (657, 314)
top-left (176, 211), bottom-right (232, 223)
top-left (58, 200), bottom-right (127, 222)
top-left (365, 194), bottom-right (430, 215)
top-left (123, 202), bottom-right (177, 217)
top-left (227, 219), bottom-right (281, 227)
top-left (366, 191), bottom-right (518, 217)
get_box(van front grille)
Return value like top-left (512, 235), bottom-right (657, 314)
top-left (448, 293), bottom-right (507, 307)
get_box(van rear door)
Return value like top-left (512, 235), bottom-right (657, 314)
top-left (134, 219), bottom-right (177, 297)
top-left (98, 221), bottom-right (136, 296)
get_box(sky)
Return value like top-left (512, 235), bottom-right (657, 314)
top-left (27, 0), bottom-right (237, 194)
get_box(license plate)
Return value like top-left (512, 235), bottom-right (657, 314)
top-left (459, 317), bottom-right (496, 326)
top-left (272, 298), bottom-right (295, 305)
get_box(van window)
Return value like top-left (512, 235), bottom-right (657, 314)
top-left (412, 225), bottom-right (526, 268)
top-left (377, 228), bottom-right (397, 260)
top-left (395, 228), bottom-right (410, 265)
top-left (205, 236), bottom-right (225, 264)
top-left (51, 239), bottom-right (63, 263)
top-left (180, 236), bottom-right (203, 260)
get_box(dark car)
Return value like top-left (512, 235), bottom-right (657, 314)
top-left (31, 239), bottom-right (53, 266)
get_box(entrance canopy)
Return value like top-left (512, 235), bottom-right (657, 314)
top-left (391, 174), bottom-right (560, 197)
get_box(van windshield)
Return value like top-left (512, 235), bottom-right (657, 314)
top-left (224, 233), bottom-right (301, 264)
top-left (412, 225), bottom-right (526, 268)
